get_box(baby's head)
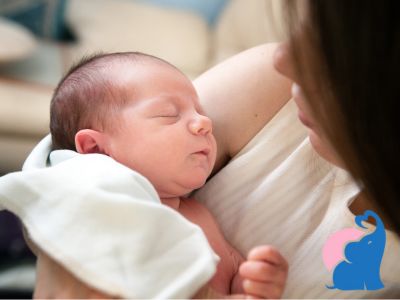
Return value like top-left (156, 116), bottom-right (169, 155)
top-left (50, 52), bottom-right (217, 198)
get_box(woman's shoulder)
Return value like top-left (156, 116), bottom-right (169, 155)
top-left (194, 43), bottom-right (292, 174)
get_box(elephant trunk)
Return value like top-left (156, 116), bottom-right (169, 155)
top-left (355, 210), bottom-right (385, 233)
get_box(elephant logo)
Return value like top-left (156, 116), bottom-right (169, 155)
top-left (323, 210), bottom-right (386, 290)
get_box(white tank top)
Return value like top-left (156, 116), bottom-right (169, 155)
top-left (194, 100), bottom-right (400, 298)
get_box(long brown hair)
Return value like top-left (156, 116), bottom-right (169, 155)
top-left (286, 0), bottom-right (400, 232)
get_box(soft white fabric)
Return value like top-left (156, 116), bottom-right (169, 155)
top-left (0, 135), bottom-right (218, 299)
top-left (194, 100), bottom-right (400, 298)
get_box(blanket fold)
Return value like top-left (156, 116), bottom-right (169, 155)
top-left (0, 134), bottom-right (218, 298)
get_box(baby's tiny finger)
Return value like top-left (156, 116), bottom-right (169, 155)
top-left (248, 246), bottom-right (288, 270)
top-left (240, 261), bottom-right (277, 282)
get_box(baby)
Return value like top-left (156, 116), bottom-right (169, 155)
top-left (50, 52), bottom-right (287, 298)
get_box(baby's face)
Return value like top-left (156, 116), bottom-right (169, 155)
top-left (106, 62), bottom-right (217, 198)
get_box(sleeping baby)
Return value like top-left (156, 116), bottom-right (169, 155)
top-left (49, 51), bottom-right (288, 298)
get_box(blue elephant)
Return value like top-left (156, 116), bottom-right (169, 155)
top-left (327, 210), bottom-right (386, 290)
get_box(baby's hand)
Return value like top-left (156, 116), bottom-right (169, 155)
top-left (239, 245), bottom-right (288, 299)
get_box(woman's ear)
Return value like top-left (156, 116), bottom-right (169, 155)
top-left (75, 129), bottom-right (108, 154)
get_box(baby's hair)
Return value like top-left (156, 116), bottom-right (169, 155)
top-left (50, 52), bottom-right (180, 150)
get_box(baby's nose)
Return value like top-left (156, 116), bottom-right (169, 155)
top-left (189, 115), bottom-right (212, 135)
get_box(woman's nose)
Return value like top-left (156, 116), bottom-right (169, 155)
top-left (189, 114), bottom-right (212, 136)
top-left (273, 42), bottom-right (296, 82)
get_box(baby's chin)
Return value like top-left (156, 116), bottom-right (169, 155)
top-left (160, 177), bottom-right (208, 198)
top-left (182, 179), bottom-right (208, 196)
top-left (187, 174), bottom-right (209, 188)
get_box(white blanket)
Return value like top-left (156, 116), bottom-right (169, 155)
top-left (0, 135), bottom-right (218, 299)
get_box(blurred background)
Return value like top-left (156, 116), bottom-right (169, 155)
top-left (0, 0), bottom-right (285, 297)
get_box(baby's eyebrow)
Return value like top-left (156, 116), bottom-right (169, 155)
top-left (144, 99), bottom-right (182, 117)
top-left (142, 96), bottom-right (177, 108)
top-left (144, 95), bottom-right (206, 114)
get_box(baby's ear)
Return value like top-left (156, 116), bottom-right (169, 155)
top-left (75, 129), bottom-right (108, 154)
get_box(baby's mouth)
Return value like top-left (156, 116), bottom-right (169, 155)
top-left (194, 148), bottom-right (210, 156)
top-left (191, 150), bottom-right (210, 162)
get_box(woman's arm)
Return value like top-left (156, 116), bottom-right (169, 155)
top-left (194, 43), bottom-right (292, 174)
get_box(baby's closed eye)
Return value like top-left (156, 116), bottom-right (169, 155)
top-left (150, 109), bottom-right (180, 122)
top-left (155, 113), bottom-right (179, 118)
top-left (151, 103), bottom-right (180, 118)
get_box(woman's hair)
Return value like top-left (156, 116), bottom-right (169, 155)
top-left (50, 52), bottom-right (178, 150)
top-left (285, 0), bottom-right (400, 232)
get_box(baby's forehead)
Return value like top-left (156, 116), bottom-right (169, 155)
top-left (107, 58), bottom-right (190, 89)
top-left (97, 56), bottom-right (198, 108)
top-left (104, 59), bottom-right (180, 89)
top-left (107, 56), bottom-right (175, 76)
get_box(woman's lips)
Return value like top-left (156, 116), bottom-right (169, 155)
top-left (292, 83), bottom-right (314, 129)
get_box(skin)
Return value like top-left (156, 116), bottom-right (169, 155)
top-left (33, 55), bottom-right (289, 299)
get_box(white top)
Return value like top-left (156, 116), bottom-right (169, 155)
top-left (195, 100), bottom-right (400, 298)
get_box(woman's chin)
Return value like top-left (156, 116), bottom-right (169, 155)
top-left (308, 130), bottom-right (343, 168)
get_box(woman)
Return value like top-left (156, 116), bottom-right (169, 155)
top-left (33, 0), bottom-right (400, 298)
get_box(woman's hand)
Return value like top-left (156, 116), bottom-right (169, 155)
top-left (34, 250), bottom-right (115, 299)
top-left (239, 246), bottom-right (288, 299)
